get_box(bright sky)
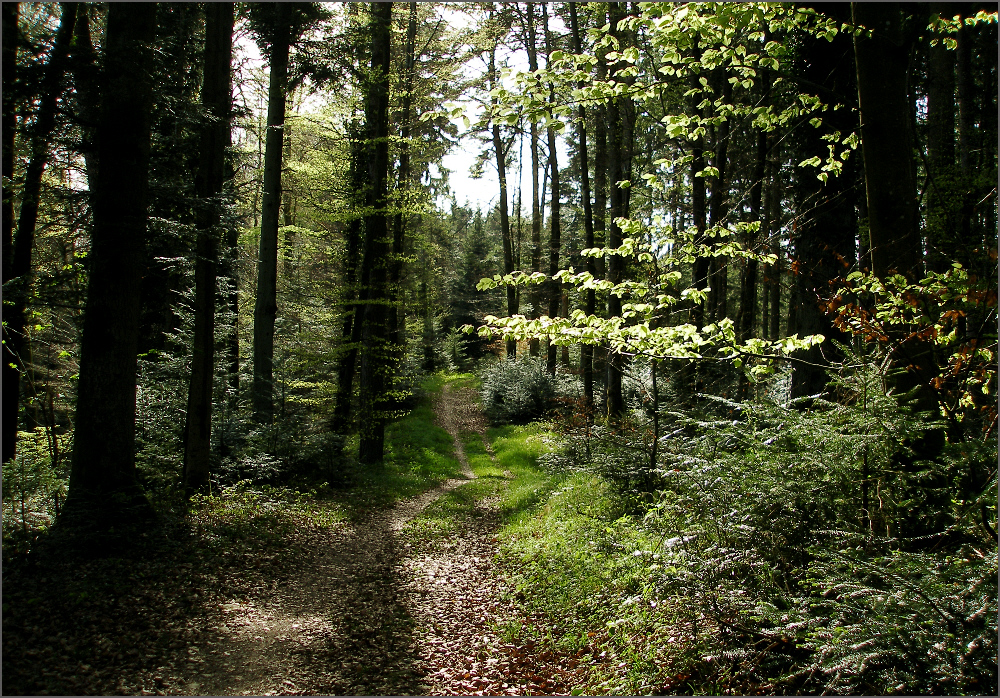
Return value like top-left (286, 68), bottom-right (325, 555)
top-left (235, 3), bottom-right (572, 214)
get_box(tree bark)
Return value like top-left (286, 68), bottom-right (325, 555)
top-left (2, 3), bottom-right (76, 465)
top-left (488, 36), bottom-right (517, 360)
top-left (388, 2), bottom-right (417, 367)
top-left (184, 2), bottom-right (234, 495)
top-left (852, 2), bottom-right (921, 281)
top-left (707, 72), bottom-right (732, 324)
top-left (570, 1), bottom-right (596, 406)
top-left (331, 125), bottom-right (365, 434)
top-left (789, 3), bottom-right (856, 399)
top-left (252, 3), bottom-right (291, 424)
top-left (64, 2), bottom-right (158, 527)
top-left (2, 1), bottom-right (19, 286)
top-left (543, 5), bottom-right (561, 376)
top-left (357, 1), bottom-right (393, 465)
top-left (526, 2), bottom-right (542, 357)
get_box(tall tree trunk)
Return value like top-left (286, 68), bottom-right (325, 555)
top-left (387, 2), bottom-right (417, 382)
top-left (604, 1), bottom-right (632, 421)
top-left (688, 47), bottom-right (709, 332)
top-left (2, 3), bottom-right (76, 465)
top-left (2, 1), bottom-right (19, 285)
top-left (924, 3), bottom-right (957, 274)
top-left (331, 125), bottom-right (365, 434)
top-left (357, 1), bottom-right (393, 465)
top-left (853, 1), bottom-right (944, 536)
top-left (489, 38), bottom-right (517, 359)
top-left (852, 3), bottom-right (921, 281)
top-left (526, 2), bottom-right (542, 357)
top-left (2, 1), bottom-right (20, 464)
top-left (252, 3), bottom-right (291, 424)
top-left (543, 5), bottom-right (561, 376)
top-left (790, 3), bottom-right (856, 399)
top-left (570, 2), bottom-right (596, 406)
top-left (184, 2), bottom-right (234, 495)
top-left (736, 129), bottom-right (767, 345)
top-left (768, 133), bottom-right (783, 341)
top-left (707, 72), bottom-right (732, 324)
top-left (64, 2), bottom-right (158, 527)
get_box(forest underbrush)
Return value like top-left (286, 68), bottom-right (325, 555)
top-left (479, 356), bottom-right (998, 696)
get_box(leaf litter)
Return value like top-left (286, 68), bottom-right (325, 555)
top-left (2, 384), bottom-right (603, 696)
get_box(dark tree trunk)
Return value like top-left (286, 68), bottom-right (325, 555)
top-left (64, 2), bottom-right (158, 527)
top-left (789, 3), bottom-right (856, 399)
top-left (2, 3), bottom-right (76, 465)
top-left (252, 3), bottom-right (291, 424)
top-left (543, 5), bottom-right (561, 376)
top-left (357, 1), bottom-right (393, 465)
top-left (707, 72), bottom-right (732, 324)
top-left (2, 1), bottom-right (19, 285)
top-left (331, 127), bottom-right (365, 434)
top-left (736, 129), bottom-right (767, 345)
top-left (767, 133), bottom-right (782, 341)
top-left (853, 1), bottom-right (944, 536)
top-left (526, 2), bottom-right (542, 357)
top-left (924, 3), bottom-right (958, 273)
top-left (570, 1), bottom-right (596, 406)
top-left (689, 50), bottom-right (709, 331)
top-left (388, 2), bottom-right (417, 368)
top-left (489, 38), bottom-right (517, 359)
top-left (2, 1), bottom-right (20, 464)
top-left (184, 2), bottom-right (234, 495)
top-left (852, 2), bottom-right (921, 281)
top-left (604, 1), bottom-right (631, 421)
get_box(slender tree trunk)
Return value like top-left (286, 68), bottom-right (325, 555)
top-left (853, 2), bottom-right (943, 536)
top-left (489, 39), bottom-right (517, 359)
top-left (570, 1), bottom-right (596, 406)
top-left (2, 1), bottom-right (21, 464)
top-left (252, 4), bottom-right (291, 424)
top-left (543, 5), bottom-right (560, 375)
top-left (331, 127), bottom-right (365, 434)
top-left (790, 4), bottom-right (856, 399)
top-left (2, 1), bottom-right (19, 285)
top-left (736, 129), bottom-right (766, 345)
top-left (2, 3), bottom-right (76, 465)
top-left (768, 134), bottom-right (782, 341)
top-left (357, 1), bottom-right (393, 465)
top-left (852, 2), bottom-right (921, 281)
top-left (689, 49), bottom-right (709, 331)
top-left (604, 2), bottom-right (631, 421)
top-left (64, 2), bottom-right (158, 527)
top-left (388, 2), bottom-right (417, 365)
top-left (526, 2), bottom-right (541, 357)
top-left (184, 2), bottom-right (234, 495)
top-left (707, 73), bottom-right (732, 324)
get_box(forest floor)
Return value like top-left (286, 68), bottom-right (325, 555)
top-left (1, 381), bottom-right (598, 696)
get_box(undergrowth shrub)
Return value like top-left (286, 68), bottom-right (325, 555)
top-left (480, 355), bottom-right (581, 425)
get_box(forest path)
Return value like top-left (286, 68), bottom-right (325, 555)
top-left (192, 382), bottom-right (540, 696)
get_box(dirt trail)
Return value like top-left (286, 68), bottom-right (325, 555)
top-left (189, 383), bottom-right (525, 696)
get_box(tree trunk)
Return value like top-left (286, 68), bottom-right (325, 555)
top-left (2, 1), bottom-right (19, 285)
top-left (489, 38), bottom-right (517, 359)
top-left (2, 3), bottom-right (76, 465)
top-left (736, 129), bottom-right (767, 345)
top-left (2, 1), bottom-right (20, 464)
top-left (707, 72), bottom-right (732, 324)
top-left (357, 1), bottom-right (393, 465)
top-left (526, 2), bottom-right (542, 357)
top-left (790, 3), bottom-right (856, 399)
top-left (543, 6), bottom-right (561, 376)
top-left (64, 2), bottom-right (158, 527)
top-left (571, 1), bottom-right (596, 405)
top-left (768, 133), bottom-right (782, 341)
top-left (331, 126), bottom-right (365, 434)
top-left (852, 2), bottom-right (921, 281)
top-left (252, 3), bottom-right (291, 424)
top-left (604, 1), bottom-right (631, 421)
top-left (388, 2), bottom-right (417, 367)
top-left (184, 2), bottom-right (234, 495)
